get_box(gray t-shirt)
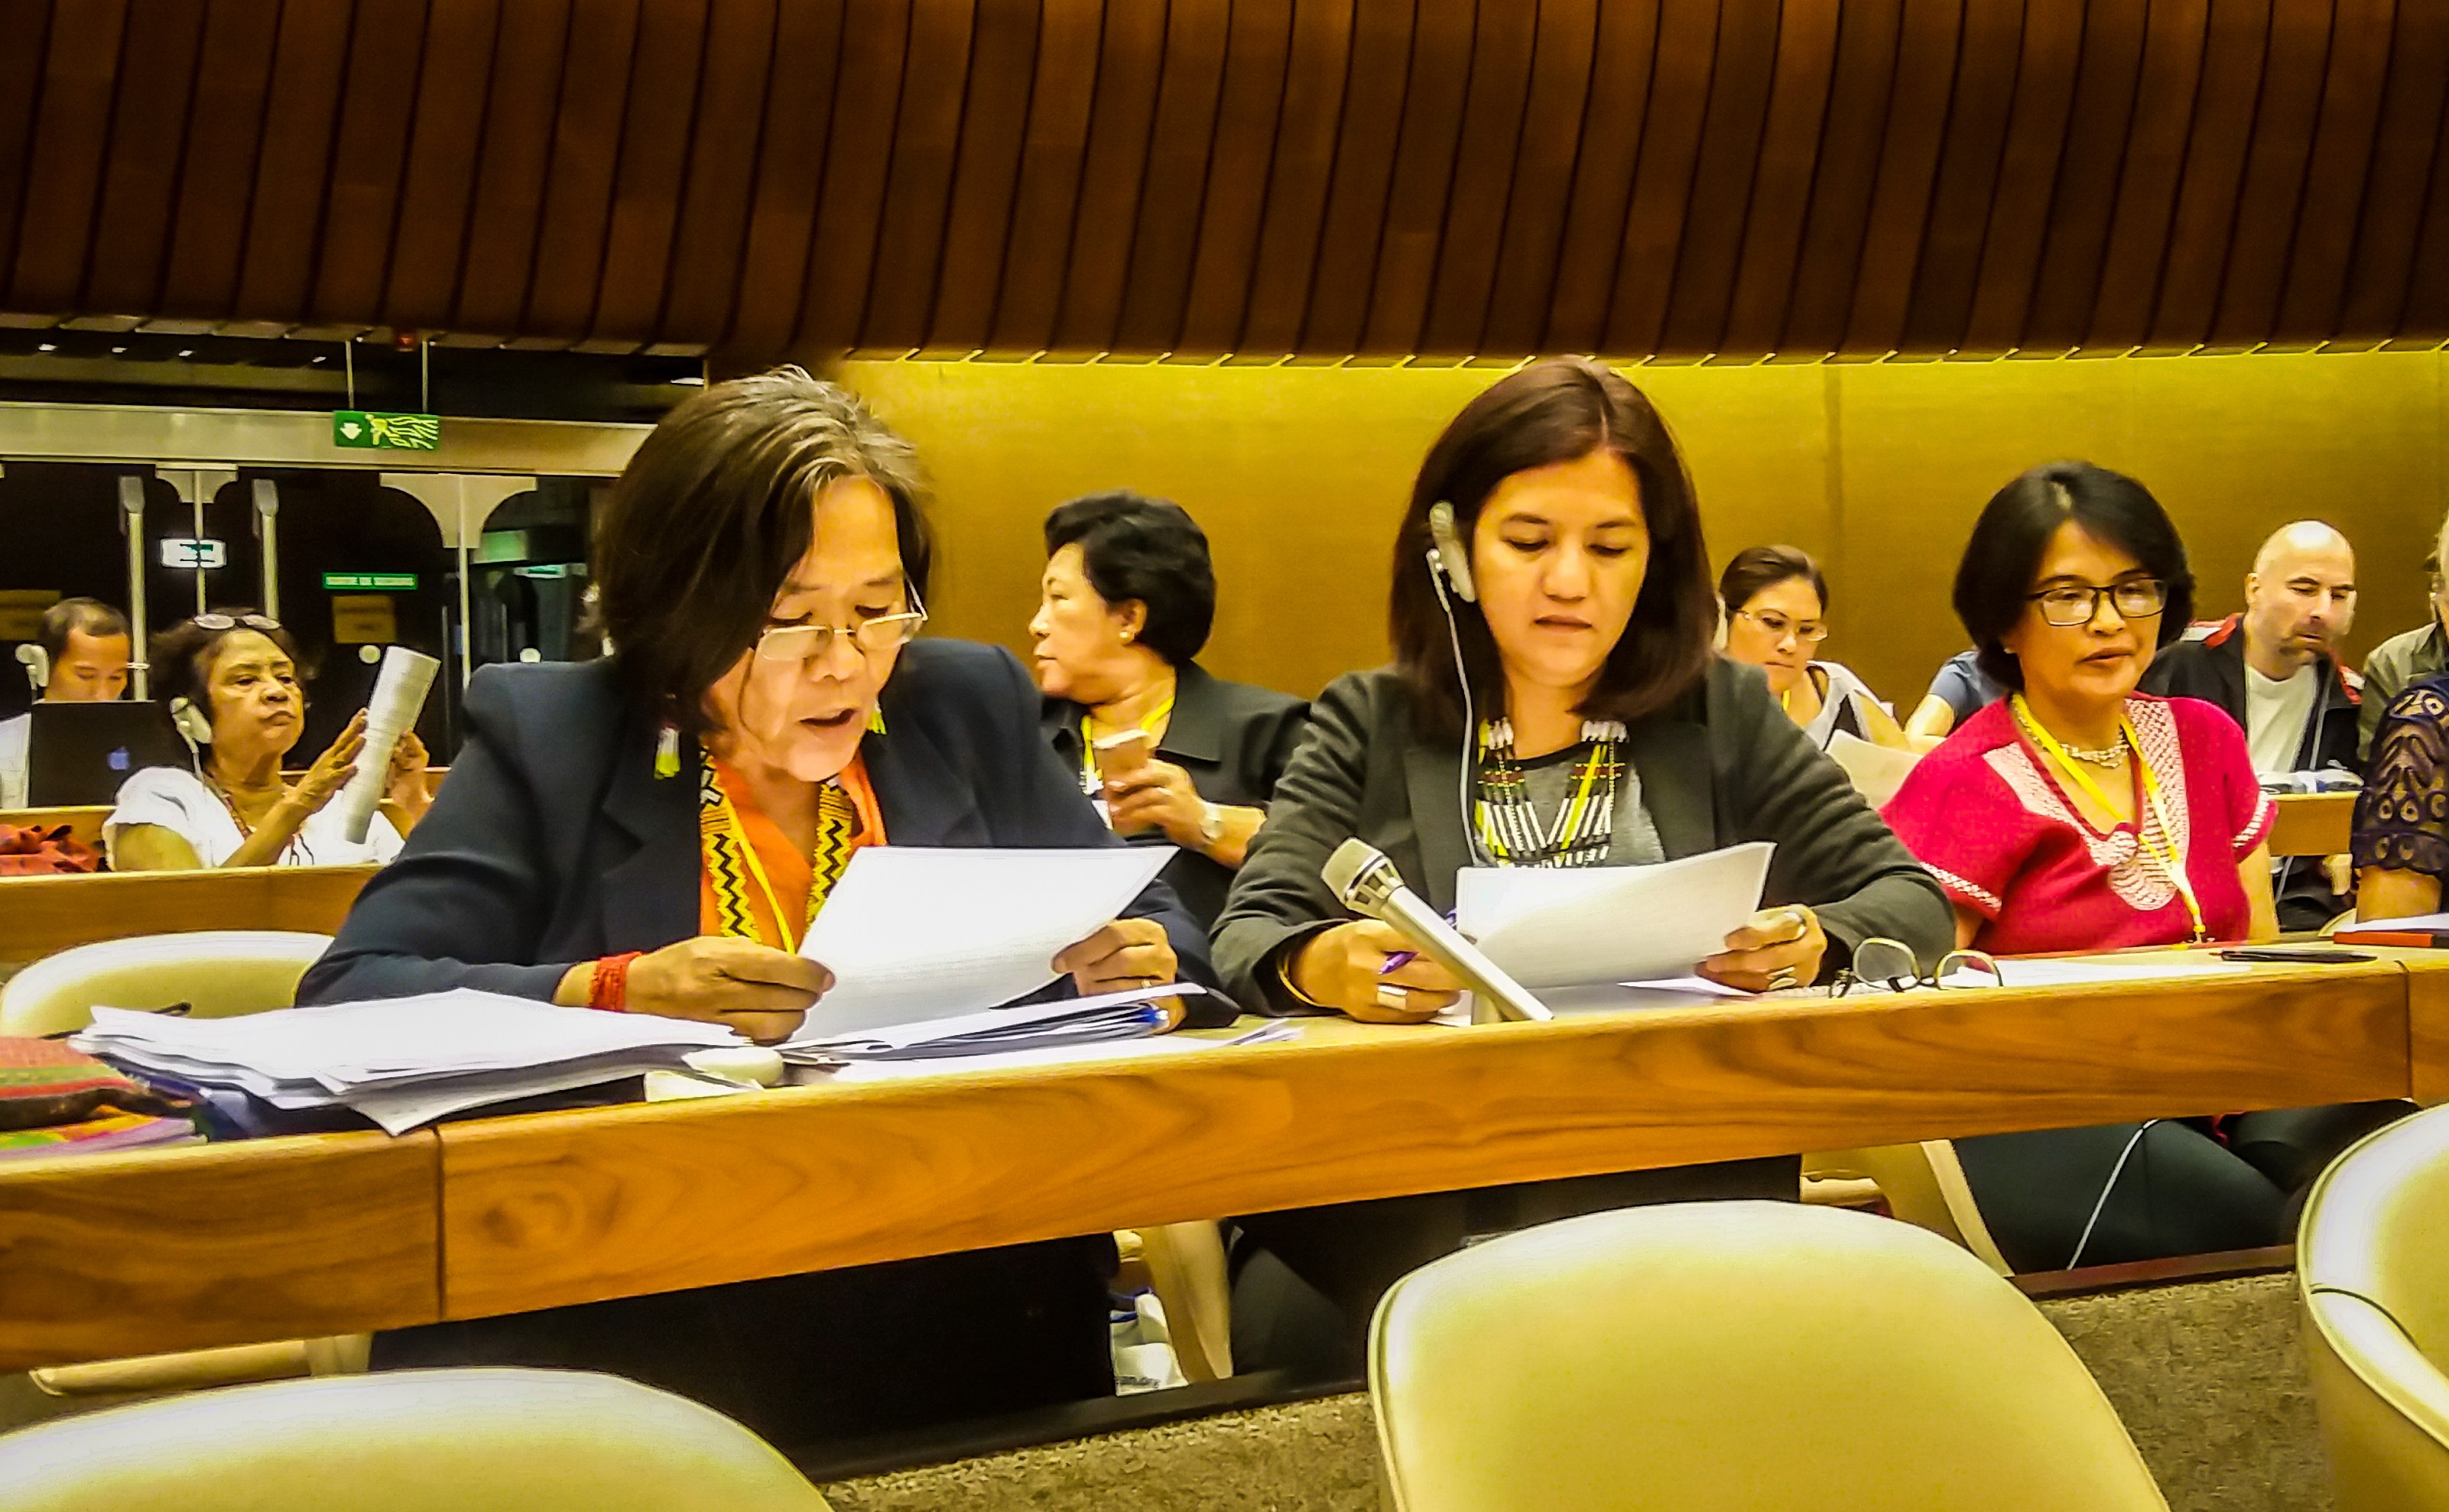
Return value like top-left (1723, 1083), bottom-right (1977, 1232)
top-left (1515, 746), bottom-right (1668, 865)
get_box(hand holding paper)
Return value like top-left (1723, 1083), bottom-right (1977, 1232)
top-left (1454, 842), bottom-right (1775, 990)
top-left (794, 845), bottom-right (1174, 1037)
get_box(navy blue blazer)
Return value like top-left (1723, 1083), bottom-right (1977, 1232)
top-left (298, 639), bottom-right (1230, 1024)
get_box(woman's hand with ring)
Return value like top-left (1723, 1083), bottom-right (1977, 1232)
top-left (1290, 920), bottom-right (1463, 1023)
top-left (1697, 904), bottom-right (1826, 994)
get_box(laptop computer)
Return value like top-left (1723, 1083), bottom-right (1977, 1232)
top-left (25, 702), bottom-right (193, 807)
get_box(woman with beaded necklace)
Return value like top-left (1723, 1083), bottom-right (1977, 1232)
top-left (1211, 358), bottom-right (1949, 1376)
top-left (1878, 462), bottom-right (2408, 1275)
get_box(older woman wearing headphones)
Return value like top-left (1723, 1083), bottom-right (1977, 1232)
top-left (1211, 357), bottom-right (1950, 1377)
top-left (108, 612), bottom-right (430, 871)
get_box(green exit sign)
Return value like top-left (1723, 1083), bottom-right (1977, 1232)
top-left (333, 410), bottom-right (441, 450)
top-left (323, 572), bottom-right (419, 590)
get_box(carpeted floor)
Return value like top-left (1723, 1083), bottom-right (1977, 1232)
top-left (824, 1271), bottom-right (2334, 1512)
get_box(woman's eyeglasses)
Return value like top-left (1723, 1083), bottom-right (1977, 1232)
top-left (2027, 579), bottom-right (2165, 628)
top-left (1830, 936), bottom-right (2004, 998)
top-left (193, 612), bottom-right (280, 632)
top-left (1733, 608), bottom-right (1829, 644)
top-left (754, 588), bottom-right (928, 664)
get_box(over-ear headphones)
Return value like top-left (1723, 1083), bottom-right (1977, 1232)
top-left (14, 643), bottom-right (47, 693)
top-left (169, 696), bottom-right (213, 747)
top-left (1426, 501), bottom-right (1477, 604)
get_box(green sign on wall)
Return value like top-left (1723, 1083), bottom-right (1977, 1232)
top-left (333, 410), bottom-right (440, 450)
top-left (323, 572), bottom-right (420, 590)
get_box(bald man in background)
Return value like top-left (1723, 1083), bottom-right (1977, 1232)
top-left (2149, 521), bottom-right (2360, 928)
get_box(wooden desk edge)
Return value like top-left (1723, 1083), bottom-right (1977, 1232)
top-left (0, 1128), bottom-right (444, 1373)
top-left (435, 961), bottom-right (2412, 1321)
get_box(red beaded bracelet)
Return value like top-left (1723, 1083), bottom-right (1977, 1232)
top-left (587, 952), bottom-right (643, 1013)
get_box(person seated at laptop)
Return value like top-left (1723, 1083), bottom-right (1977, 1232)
top-left (106, 612), bottom-right (430, 870)
top-left (1, 597), bottom-right (132, 809)
top-left (295, 368), bottom-right (1224, 1447)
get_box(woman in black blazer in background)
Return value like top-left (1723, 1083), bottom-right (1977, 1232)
top-left (1031, 491), bottom-right (1309, 927)
top-left (301, 370), bottom-right (1224, 1448)
top-left (1213, 357), bottom-right (1952, 1377)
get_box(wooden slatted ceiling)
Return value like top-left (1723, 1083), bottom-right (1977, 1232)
top-left (5, 0), bottom-right (2449, 363)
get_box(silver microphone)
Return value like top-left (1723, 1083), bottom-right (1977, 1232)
top-left (1323, 839), bottom-right (1552, 1023)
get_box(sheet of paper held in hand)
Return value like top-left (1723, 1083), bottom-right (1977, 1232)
top-left (1453, 842), bottom-right (1775, 990)
top-left (792, 845), bottom-right (1174, 1037)
top-left (1824, 731), bottom-right (1922, 810)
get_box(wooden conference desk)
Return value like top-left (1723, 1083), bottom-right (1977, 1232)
top-left (5, 949), bottom-right (2441, 1372)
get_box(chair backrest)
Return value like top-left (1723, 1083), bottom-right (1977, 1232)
top-left (0, 930), bottom-right (333, 1037)
top-left (2298, 1102), bottom-right (2449, 1510)
top-left (1370, 1201), bottom-right (2167, 1512)
top-left (0, 1368), bottom-right (833, 1512)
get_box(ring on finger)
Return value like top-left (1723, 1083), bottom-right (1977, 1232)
top-left (1376, 982), bottom-right (1411, 1013)
top-left (1765, 965), bottom-right (1800, 991)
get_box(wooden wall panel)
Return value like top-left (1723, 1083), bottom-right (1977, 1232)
top-left (6, 0), bottom-right (2449, 361)
top-left (381, 0), bottom-right (503, 332)
top-left (1235, 0), bottom-right (1355, 356)
top-left (312, 0), bottom-right (434, 326)
top-left (1474, 0), bottom-right (1599, 358)
top-left (722, 0), bottom-right (843, 358)
top-left (858, 0), bottom-right (979, 352)
top-left (1171, 0), bottom-right (1294, 359)
top-left (80, 0), bottom-right (207, 315)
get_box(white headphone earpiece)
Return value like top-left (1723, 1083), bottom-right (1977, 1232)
top-left (169, 696), bottom-right (213, 747)
top-left (15, 642), bottom-right (47, 693)
top-left (1426, 501), bottom-right (1477, 604)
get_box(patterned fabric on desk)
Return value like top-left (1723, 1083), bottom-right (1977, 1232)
top-left (0, 1037), bottom-right (193, 1157)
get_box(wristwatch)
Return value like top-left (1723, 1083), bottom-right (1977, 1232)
top-left (1197, 800), bottom-right (1223, 847)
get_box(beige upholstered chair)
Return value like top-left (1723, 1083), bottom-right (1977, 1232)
top-left (0, 930), bottom-right (334, 1037)
top-left (1804, 1140), bottom-right (2013, 1273)
top-left (1370, 1201), bottom-right (2166, 1512)
top-left (0, 930), bottom-right (353, 1399)
top-left (2300, 1102), bottom-right (2449, 1510)
top-left (0, 1368), bottom-right (833, 1512)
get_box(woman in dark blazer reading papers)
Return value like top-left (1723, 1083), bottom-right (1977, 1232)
top-left (1212, 358), bottom-right (1950, 1374)
top-left (300, 370), bottom-right (1224, 1445)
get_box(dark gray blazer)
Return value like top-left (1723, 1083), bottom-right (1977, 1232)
top-left (1213, 657), bottom-right (1952, 1013)
top-left (300, 639), bottom-right (1230, 1025)
top-left (1041, 660), bottom-right (1309, 928)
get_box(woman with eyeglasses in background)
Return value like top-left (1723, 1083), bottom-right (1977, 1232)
top-left (1879, 462), bottom-right (2403, 1274)
top-left (108, 610), bottom-right (430, 871)
top-left (298, 370), bottom-right (1226, 1448)
top-left (1717, 545), bottom-right (1908, 750)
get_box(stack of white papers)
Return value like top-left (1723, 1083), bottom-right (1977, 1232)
top-left (796, 846), bottom-right (1175, 1033)
top-left (780, 983), bottom-right (1207, 1064)
top-left (73, 991), bottom-right (744, 1134)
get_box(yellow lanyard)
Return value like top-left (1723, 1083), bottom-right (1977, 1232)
top-left (699, 764), bottom-right (859, 953)
top-left (2012, 695), bottom-right (2207, 943)
top-left (1080, 693), bottom-right (1174, 792)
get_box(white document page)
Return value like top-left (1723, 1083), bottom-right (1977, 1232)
top-left (794, 845), bottom-right (1174, 1036)
top-left (1453, 842), bottom-right (1775, 990)
top-left (1825, 731), bottom-right (1921, 809)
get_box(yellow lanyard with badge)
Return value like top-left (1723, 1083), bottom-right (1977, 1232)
top-left (2011, 693), bottom-right (2209, 943)
top-left (699, 763), bottom-right (860, 953)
